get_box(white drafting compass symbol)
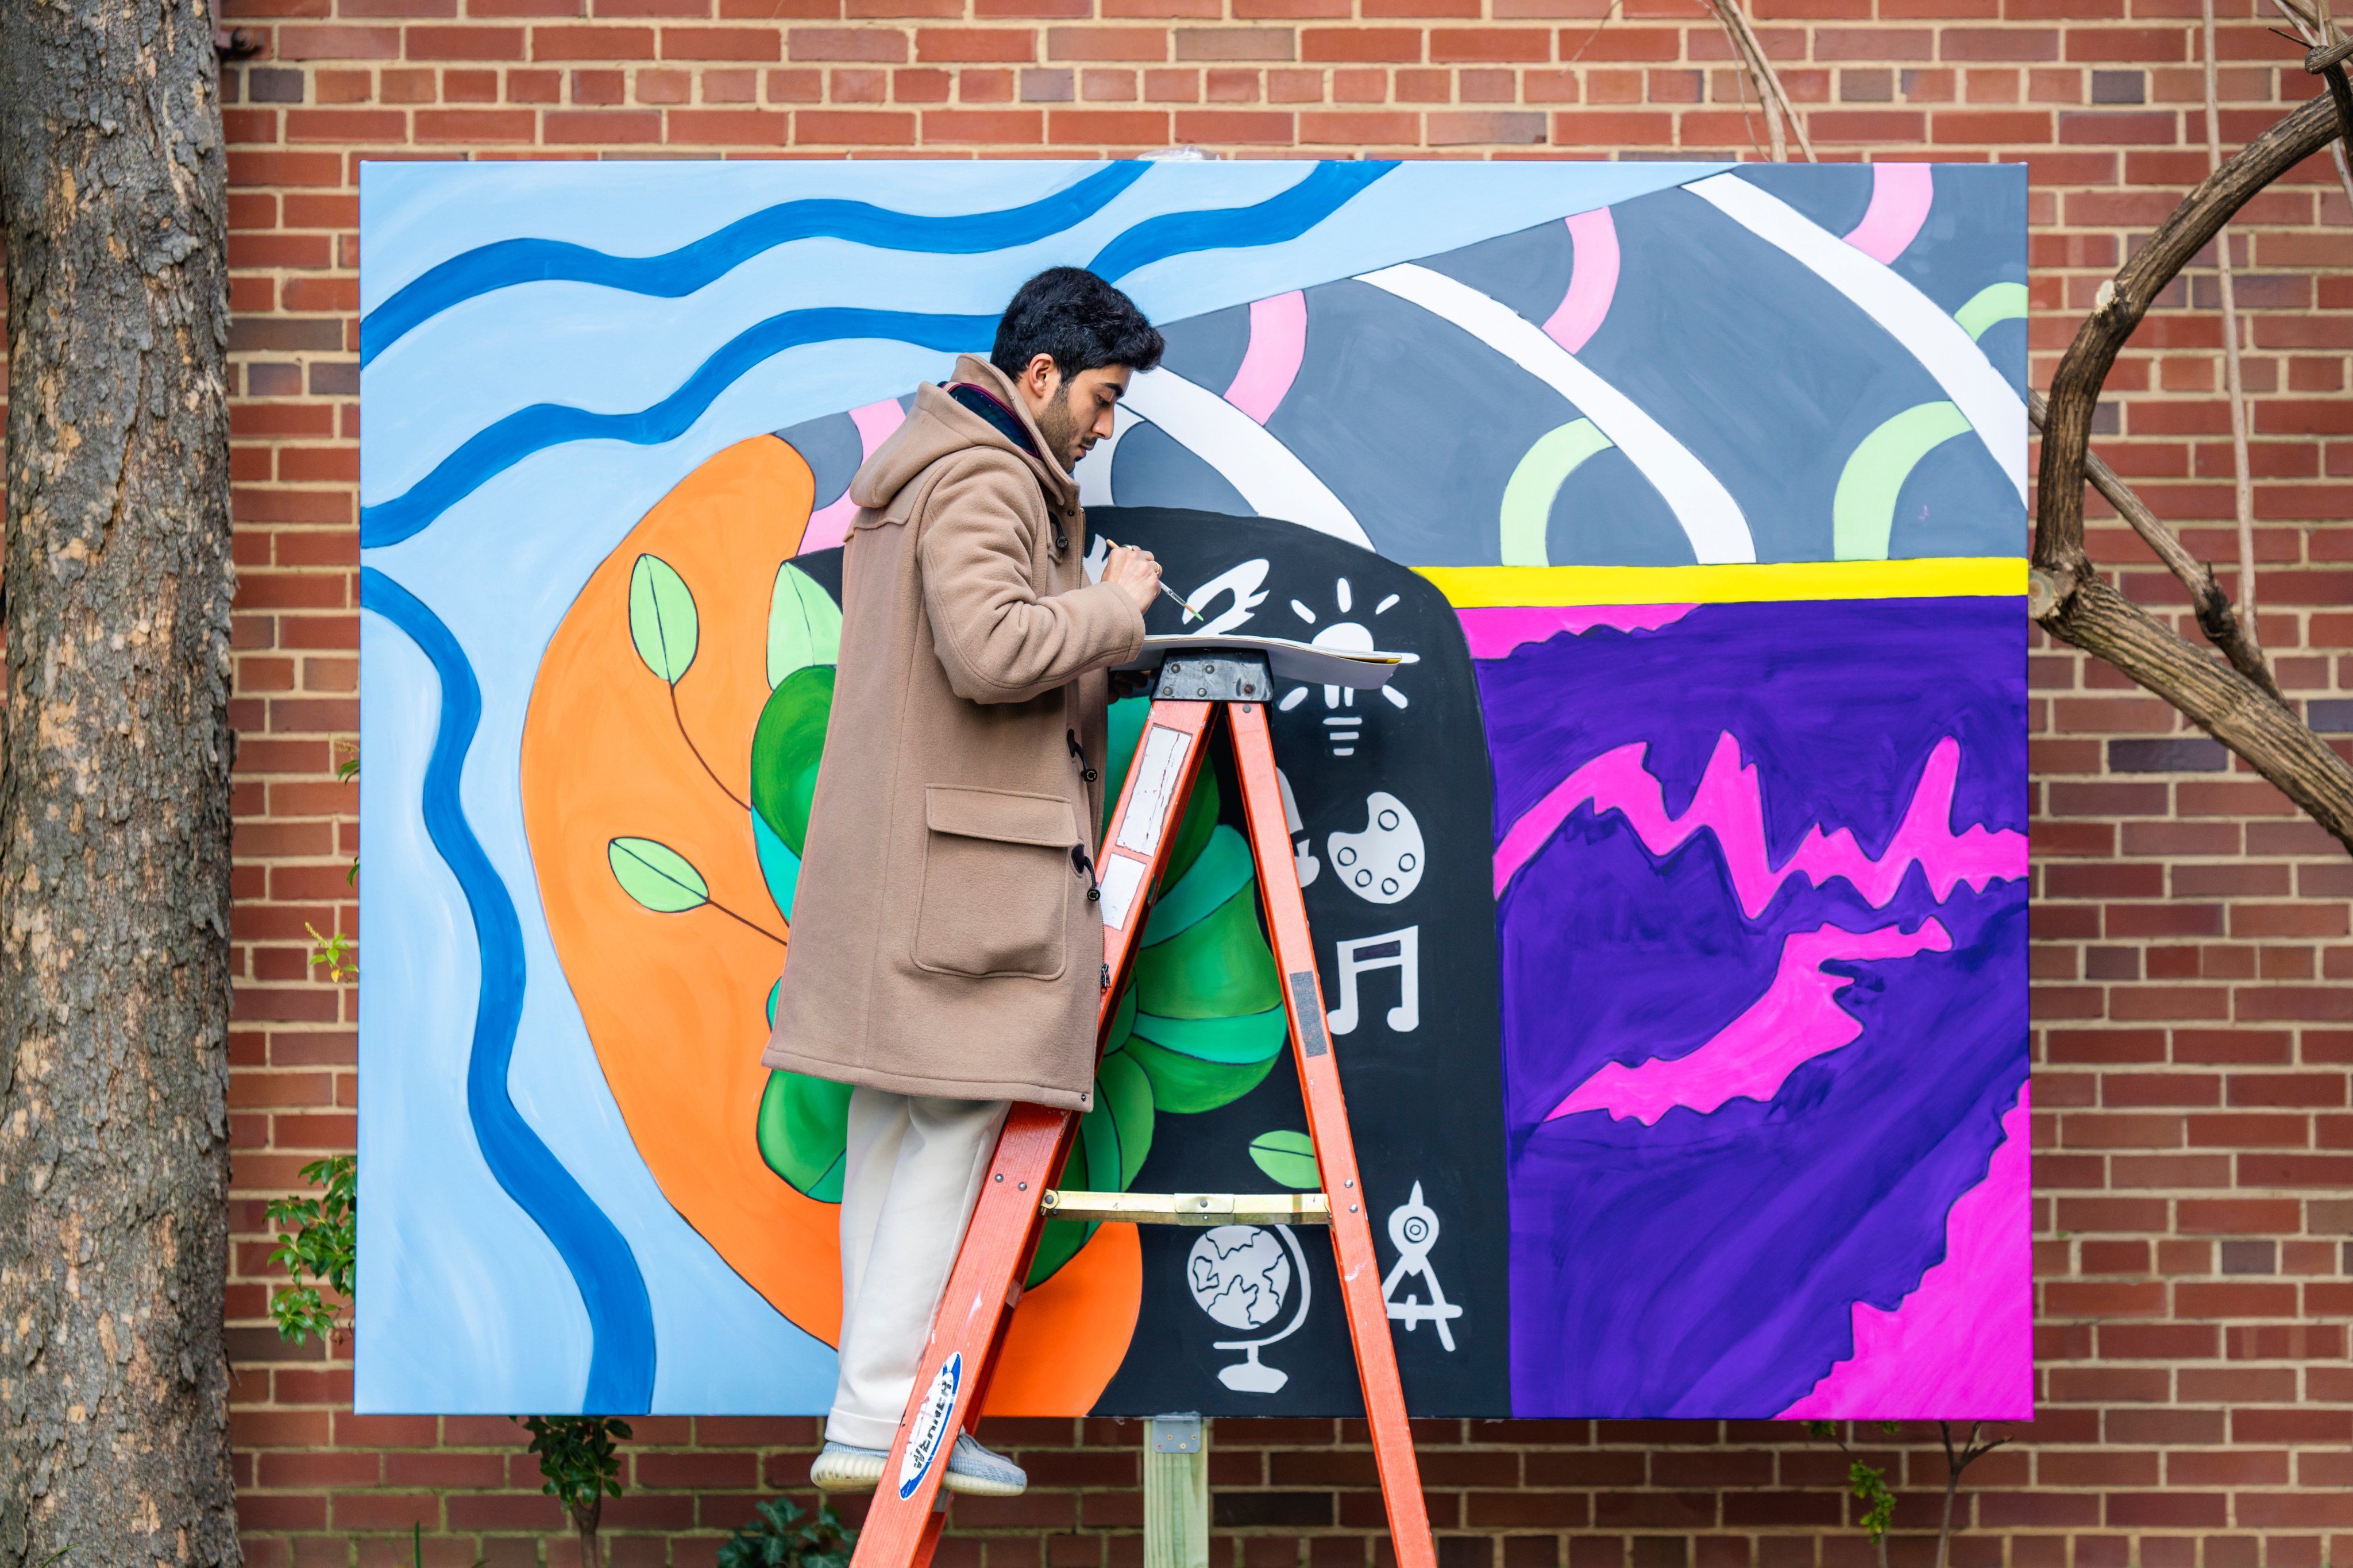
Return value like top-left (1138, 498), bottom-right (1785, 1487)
top-left (1380, 1183), bottom-right (1462, 1351)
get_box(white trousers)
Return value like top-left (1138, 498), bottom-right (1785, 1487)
top-left (826, 1086), bottom-right (1010, 1450)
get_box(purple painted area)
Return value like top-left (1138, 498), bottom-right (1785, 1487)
top-left (1483, 598), bottom-right (2027, 1418)
top-left (1457, 604), bottom-right (1694, 659)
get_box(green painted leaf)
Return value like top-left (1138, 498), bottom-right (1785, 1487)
top-left (1142, 825), bottom-right (1253, 947)
top-left (1124, 1036), bottom-right (1282, 1115)
top-left (757, 1071), bottom-right (853, 1201)
top-left (1025, 1048), bottom-right (1155, 1288)
top-left (608, 836), bottom-right (709, 913)
top-left (766, 562), bottom-right (843, 688)
top-left (628, 554), bottom-right (700, 683)
top-left (750, 665), bottom-right (836, 857)
top-left (1248, 1129), bottom-right (1321, 1190)
top-left (1135, 885), bottom-right (1282, 1021)
top-left (1130, 1005), bottom-right (1289, 1066)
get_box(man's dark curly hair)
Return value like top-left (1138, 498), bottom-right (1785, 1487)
top-left (990, 267), bottom-right (1164, 383)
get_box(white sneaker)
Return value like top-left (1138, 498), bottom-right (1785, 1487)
top-left (810, 1440), bottom-right (887, 1492)
top-left (943, 1432), bottom-right (1027, 1497)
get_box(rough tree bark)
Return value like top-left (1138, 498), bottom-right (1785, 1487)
top-left (0, 0), bottom-right (242, 1561)
top-left (2032, 90), bottom-right (2353, 853)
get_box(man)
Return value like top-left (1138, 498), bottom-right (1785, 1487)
top-left (761, 268), bottom-right (1167, 1498)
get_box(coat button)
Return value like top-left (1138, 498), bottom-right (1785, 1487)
top-left (1082, 767), bottom-right (1098, 783)
top-left (1086, 887), bottom-right (1100, 902)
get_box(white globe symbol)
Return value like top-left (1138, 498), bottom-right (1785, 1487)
top-left (1186, 1226), bottom-right (1293, 1332)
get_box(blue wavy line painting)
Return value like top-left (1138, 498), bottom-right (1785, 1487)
top-left (359, 160), bottom-right (2028, 1420)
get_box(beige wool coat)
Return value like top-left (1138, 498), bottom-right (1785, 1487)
top-left (760, 354), bottom-right (1148, 1111)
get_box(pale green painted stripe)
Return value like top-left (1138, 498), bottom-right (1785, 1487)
top-left (1141, 825), bottom-right (1253, 948)
top-left (1498, 418), bottom-right (1614, 568)
top-left (1954, 281), bottom-right (2028, 342)
top-left (1832, 400), bottom-right (1973, 562)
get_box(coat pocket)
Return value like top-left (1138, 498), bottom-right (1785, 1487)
top-left (912, 786), bottom-right (1082, 980)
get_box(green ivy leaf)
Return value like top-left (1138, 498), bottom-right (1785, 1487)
top-left (1248, 1129), bottom-right (1320, 1190)
top-left (628, 553), bottom-right (699, 683)
top-left (609, 836), bottom-right (709, 914)
top-left (766, 562), bottom-right (843, 688)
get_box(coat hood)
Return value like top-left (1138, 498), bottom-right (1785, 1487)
top-left (846, 353), bottom-right (1080, 518)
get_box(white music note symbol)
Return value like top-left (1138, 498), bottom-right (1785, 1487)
top-left (1327, 926), bottom-right (1418, 1035)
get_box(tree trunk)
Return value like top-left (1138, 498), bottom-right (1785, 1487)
top-left (0, 0), bottom-right (241, 1561)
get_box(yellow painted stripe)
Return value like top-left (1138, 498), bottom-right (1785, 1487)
top-left (1417, 557), bottom-right (2026, 608)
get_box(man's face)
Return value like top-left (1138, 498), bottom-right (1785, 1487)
top-left (1019, 356), bottom-right (1132, 473)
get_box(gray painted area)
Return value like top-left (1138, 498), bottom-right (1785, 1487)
top-left (1546, 446), bottom-right (1694, 567)
top-left (1419, 219), bottom-right (1575, 329)
top-left (1267, 279), bottom-right (1578, 567)
top-left (774, 413), bottom-right (863, 508)
top-left (1155, 302), bottom-right (1251, 397)
top-left (1888, 437), bottom-right (2027, 559)
top-left (1575, 187), bottom-right (2019, 563)
top-left (1109, 420), bottom-right (1253, 518)
top-left (1733, 164), bottom-right (1874, 243)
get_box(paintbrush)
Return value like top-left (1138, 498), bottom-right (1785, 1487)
top-left (1097, 535), bottom-right (1201, 623)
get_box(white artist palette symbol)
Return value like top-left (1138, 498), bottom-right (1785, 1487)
top-left (1329, 792), bottom-right (1424, 905)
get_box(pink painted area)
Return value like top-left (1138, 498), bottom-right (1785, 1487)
top-left (1222, 291), bottom-right (1308, 424)
top-left (1542, 208), bottom-right (1620, 355)
top-left (1457, 604), bottom-right (1696, 659)
top-left (797, 399), bottom-right (907, 554)
top-left (1492, 731), bottom-right (2026, 914)
top-left (1842, 164), bottom-right (1935, 265)
top-left (1779, 1084), bottom-right (2034, 1420)
top-left (1546, 919), bottom-right (1951, 1125)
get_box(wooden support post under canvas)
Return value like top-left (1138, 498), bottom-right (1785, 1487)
top-left (1143, 1416), bottom-right (1209, 1568)
top-left (844, 647), bottom-right (1435, 1568)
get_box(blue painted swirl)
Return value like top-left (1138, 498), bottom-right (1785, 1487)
top-left (360, 307), bottom-right (996, 549)
top-left (360, 566), bottom-right (657, 1414)
top-left (360, 163), bottom-right (1151, 368)
top-left (1088, 160), bottom-right (1397, 283)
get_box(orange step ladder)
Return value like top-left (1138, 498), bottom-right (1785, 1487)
top-left (847, 646), bottom-right (1435, 1568)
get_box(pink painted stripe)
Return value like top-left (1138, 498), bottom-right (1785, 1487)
top-left (1842, 164), bottom-right (1935, 265)
top-left (1542, 208), bottom-right (1620, 355)
top-left (1492, 731), bottom-right (2026, 914)
top-left (1457, 604), bottom-right (1695, 659)
top-left (1777, 1083), bottom-right (2034, 1420)
top-left (1222, 291), bottom-right (1307, 425)
top-left (797, 399), bottom-right (907, 554)
top-left (1545, 919), bottom-right (1951, 1125)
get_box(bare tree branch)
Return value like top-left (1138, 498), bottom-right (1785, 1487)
top-left (1708, 0), bottom-right (1814, 161)
top-left (2272, 0), bottom-right (2353, 211)
top-left (2203, 0), bottom-right (2264, 650)
top-left (2032, 90), bottom-right (2353, 852)
top-left (2026, 391), bottom-right (2286, 706)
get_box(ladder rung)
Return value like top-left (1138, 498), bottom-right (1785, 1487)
top-left (1040, 1189), bottom-right (1332, 1226)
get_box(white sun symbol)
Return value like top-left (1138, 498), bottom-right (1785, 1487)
top-left (1279, 576), bottom-right (1408, 757)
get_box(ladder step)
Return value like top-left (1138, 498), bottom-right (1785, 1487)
top-left (1040, 1189), bottom-right (1332, 1226)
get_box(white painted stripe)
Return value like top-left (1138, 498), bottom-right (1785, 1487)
top-left (1684, 171), bottom-right (2029, 504)
top-left (1355, 262), bottom-right (1756, 566)
top-left (1109, 366), bottom-right (1373, 547)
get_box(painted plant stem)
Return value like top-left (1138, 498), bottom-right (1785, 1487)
top-left (669, 681), bottom-right (752, 813)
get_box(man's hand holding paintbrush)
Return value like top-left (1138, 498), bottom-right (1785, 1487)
top-left (1098, 535), bottom-right (1201, 623)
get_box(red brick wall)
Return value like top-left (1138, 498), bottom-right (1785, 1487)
top-left (209, 0), bottom-right (2353, 1557)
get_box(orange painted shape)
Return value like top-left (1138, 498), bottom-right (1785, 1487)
top-left (520, 433), bottom-right (1138, 1415)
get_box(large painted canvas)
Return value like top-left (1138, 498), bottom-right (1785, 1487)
top-left (357, 159), bottom-right (2030, 1421)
